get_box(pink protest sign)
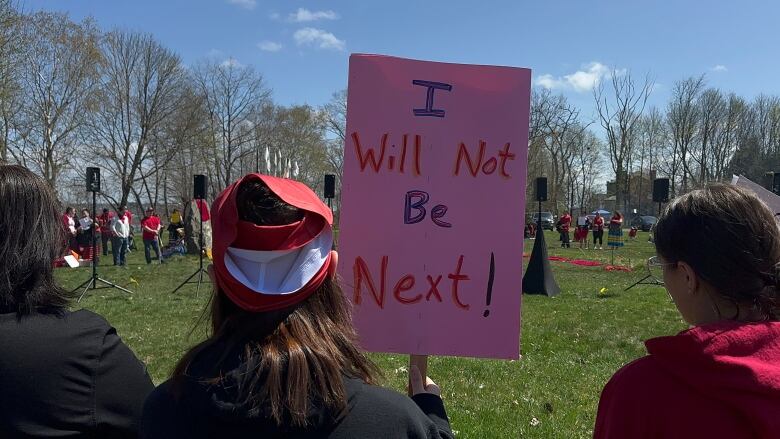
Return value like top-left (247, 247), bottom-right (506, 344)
top-left (337, 54), bottom-right (531, 359)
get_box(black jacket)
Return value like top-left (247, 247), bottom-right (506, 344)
top-left (141, 341), bottom-right (454, 439)
top-left (0, 309), bottom-right (154, 438)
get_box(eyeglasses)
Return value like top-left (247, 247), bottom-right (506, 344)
top-left (647, 256), bottom-right (677, 284)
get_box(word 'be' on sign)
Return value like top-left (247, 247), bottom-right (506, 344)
top-left (338, 54), bottom-right (532, 360)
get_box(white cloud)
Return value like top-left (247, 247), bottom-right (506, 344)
top-left (288, 8), bottom-right (339, 22)
top-left (257, 41), bottom-right (283, 52)
top-left (221, 58), bottom-right (244, 68)
top-left (269, 12), bottom-right (281, 20)
top-left (534, 62), bottom-right (614, 92)
top-left (227, 0), bottom-right (256, 10)
top-left (712, 64), bottom-right (728, 72)
top-left (293, 27), bottom-right (345, 51)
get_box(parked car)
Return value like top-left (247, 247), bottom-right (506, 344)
top-left (529, 211), bottom-right (555, 230)
top-left (631, 215), bottom-right (657, 232)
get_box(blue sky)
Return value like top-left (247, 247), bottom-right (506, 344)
top-left (26, 0), bottom-right (780, 121)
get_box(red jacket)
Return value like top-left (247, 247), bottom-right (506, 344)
top-left (559, 214), bottom-right (571, 233)
top-left (594, 321), bottom-right (780, 438)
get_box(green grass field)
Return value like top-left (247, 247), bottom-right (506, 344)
top-left (55, 231), bottom-right (686, 438)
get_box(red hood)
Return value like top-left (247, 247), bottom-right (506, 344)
top-left (646, 321), bottom-right (780, 433)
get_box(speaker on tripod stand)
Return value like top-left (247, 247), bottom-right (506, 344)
top-left (522, 177), bottom-right (560, 297)
top-left (73, 167), bottom-right (134, 301)
top-left (173, 175), bottom-right (211, 294)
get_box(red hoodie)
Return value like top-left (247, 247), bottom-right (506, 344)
top-left (594, 321), bottom-right (780, 438)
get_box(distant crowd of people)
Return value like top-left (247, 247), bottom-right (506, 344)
top-left (60, 204), bottom-right (186, 266)
top-left (526, 211), bottom-right (627, 250)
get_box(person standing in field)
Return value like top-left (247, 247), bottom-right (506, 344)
top-left (62, 207), bottom-right (77, 253)
top-left (140, 173), bottom-right (453, 439)
top-left (592, 212), bottom-right (605, 249)
top-left (141, 207), bottom-right (162, 264)
top-left (76, 209), bottom-right (95, 260)
top-left (575, 211), bottom-right (590, 249)
top-left (111, 206), bottom-right (130, 267)
top-left (594, 184), bottom-right (780, 438)
top-left (558, 212), bottom-right (572, 248)
top-left (97, 208), bottom-right (112, 256)
top-left (607, 211), bottom-right (624, 249)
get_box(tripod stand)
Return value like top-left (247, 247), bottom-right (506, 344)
top-left (73, 190), bottom-right (134, 302)
top-left (625, 273), bottom-right (663, 291)
top-left (173, 199), bottom-right (210, 295)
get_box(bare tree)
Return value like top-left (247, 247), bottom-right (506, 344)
top-left (666, 75), bottom-right (704, 193)
top-left (0, 0), bottom-right (22, 163)
top-left (88, 30), bottom-right (184, 209)
top-left (634, 108), bottom-right (666, 213)
top-left (9, 12), bottom-right (101, 187)
top-left (594, 70), bottom-right (653, 211)
top-left (713, 94), bottom-right (748, 180)
top-left (321, 89), bottom-right (346, 181)
top-left (193, 59), bottom-right (270, 193)
top-left (571, 130), bottom-right (602, 212)
top-left (536, 89), bottom-right (583, 213)
top-left (694, 88), bottom-right (726, 185)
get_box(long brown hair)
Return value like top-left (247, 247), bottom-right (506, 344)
top-left (654, 183), bottom-right (780, 320)
top-left (172, 179), bottom-right (379, 427)
top-left (0, 165), bottom-right (72, 315)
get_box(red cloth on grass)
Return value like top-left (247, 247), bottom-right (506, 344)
top-left (569, 259), bottom-right (602, 267)
top-left (604, 265), bottom-right (632, 272)
top-left (547, 256), bottom-right (570, 262)
top-left (594, 321), bottom-right (780, 438)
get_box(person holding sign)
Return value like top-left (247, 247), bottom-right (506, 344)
top-left (594, 184), bottom-right (780, 438)
top-left (141, 173), bottom-right (453, 439)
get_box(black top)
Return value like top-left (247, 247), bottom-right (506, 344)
top-left (141, 341), bottom-right (454, 439)
top-left (0, 309), bottom-right (155, 438)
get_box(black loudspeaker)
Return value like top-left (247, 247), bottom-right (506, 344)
top-left (86, 167), bottom-right (100, 192)
top-left (324, 174), bottom-right (336, 199)
top-left (535, 177), bottom-right (547, 202)
top-left (773, 172), bottom-right (780, 196)
top-left (653, 178), bottom-right (670, 203)
top-left (193, 175), bottom-right (207, 200)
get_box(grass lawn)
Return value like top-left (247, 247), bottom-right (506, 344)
top-left (55, 231), bottom-right (686, 438)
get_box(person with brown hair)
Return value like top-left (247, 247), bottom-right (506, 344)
top-left (0, 165), bottom-right (154, 437)
top-left (141, 173), bottom-right (453, 438)
top-left (594, 184), bottom-right (780, 438)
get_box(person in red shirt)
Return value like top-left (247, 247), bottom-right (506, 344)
top-left (592, 212), bottom-right (605, 249)
top-left (97, 208), bottom-right (112, 256)
top-left (557, 212), bottom-right (572, 248)
top-left (62, 207), bottom-right (77, 253)
top-left (594, 184), bottom-right (780, 439)
top-left (140, 207), bottom-right (162, 264)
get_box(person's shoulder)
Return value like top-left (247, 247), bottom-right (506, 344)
top-left (144, 380), bottom-right (176, 413)
top-left (67, 308), bottom-right (112, 331)
top-left (602, 355), bottom-right (669, 400)
top-left (344, 379), bottom-right (430, 423)
top-left (141, 380), bottom-right (187, 438)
